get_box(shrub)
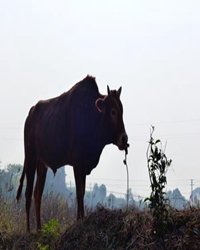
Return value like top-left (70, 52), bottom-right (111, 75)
top-left (145, 126), bottom-right (172, 237)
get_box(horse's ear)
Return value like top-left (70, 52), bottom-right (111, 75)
top-left (95, 98), bottom-right (105, 113)
top-left (117, 86), bottom-right (122, 97)
top-left (107, 85), bottom-right (111, 96)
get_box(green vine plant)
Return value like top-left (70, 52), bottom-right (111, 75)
top-left (37, 219), bottom-right (60, 250)
top-left (145, 126), bottom-right (172, 237)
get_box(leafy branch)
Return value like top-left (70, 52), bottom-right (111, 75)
top-left (145, 126), bottom-right (172, 237)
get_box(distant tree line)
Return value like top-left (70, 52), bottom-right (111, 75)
top-left (0, 163), bottom-right (198, 210)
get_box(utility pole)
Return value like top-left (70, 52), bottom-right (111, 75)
top-left (190, 179), bottom-right (194, 203)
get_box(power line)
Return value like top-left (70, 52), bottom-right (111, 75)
top-left (129, 133), bottom-right (200, 142)
top-left (1, 129), bottom-right (200, 144)
top-left (1, 116), bottom-right (200, 134)
top-left (1, 118), bottom-right (200, 130)
top-left (66, 176), bottom-right (195, 183)
top-left (128, 118), bottom-right (200, 126)
top-left (67, 179), bottom-right (199, 192)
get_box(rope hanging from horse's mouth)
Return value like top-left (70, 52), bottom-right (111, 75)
top-left (123, 143), bottom-right (130, 210)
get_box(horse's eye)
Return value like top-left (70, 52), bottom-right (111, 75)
top-left (111, 109), bottom-right (116, 116)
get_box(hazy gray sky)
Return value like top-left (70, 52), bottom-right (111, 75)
top-left (0, 0), bottom-right (200, 199)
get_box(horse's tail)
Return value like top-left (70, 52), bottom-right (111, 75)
top-left (16, 162), bottom-right (26, 201)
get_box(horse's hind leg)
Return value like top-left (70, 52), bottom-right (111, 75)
top-left (25, 155), bottom-right (36, 233)
top-left (34, 161), bottom-right (47, 231)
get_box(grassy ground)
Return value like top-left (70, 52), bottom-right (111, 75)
top-left (1, 199), bottom-right (200, 250)
top-left (56, 206), bottom-right (200, 250)
top-left (0, 194), bottom-right (74, 250)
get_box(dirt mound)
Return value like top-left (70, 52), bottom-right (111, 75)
top-left (55, 206), bottom-right (200, 250)
top-left (56, 206), bottom-right (152, 250)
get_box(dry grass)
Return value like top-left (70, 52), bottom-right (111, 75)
top-left (56, 206), bottom-right (200, 250)
top-left (1, 198), bottom-right (200, 250)
top-left (0, 194), bottom-right (74, 250)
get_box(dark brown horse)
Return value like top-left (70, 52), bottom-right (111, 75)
top-left (16, 75), bottom-right (128, 232)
